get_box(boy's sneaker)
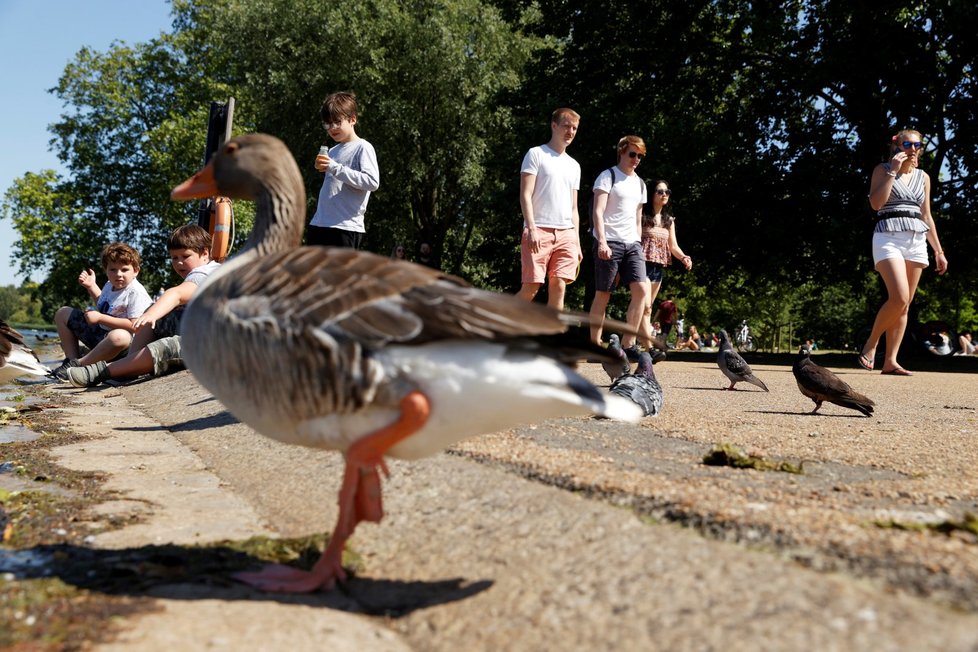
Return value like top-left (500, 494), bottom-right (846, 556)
top-left (49, 358), bottom-right (80, 381)
top-left (624, 346), bottom-right (641, 362)
top-left (66, 361), bottom-right (110, 388)
top-left (650, 350), bottom-right (667, 364)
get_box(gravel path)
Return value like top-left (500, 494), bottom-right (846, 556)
top-left (27, 352), bottom-right (978, 650)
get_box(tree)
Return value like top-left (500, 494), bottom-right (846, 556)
top-left (173, 0), bottom-right (547, 276)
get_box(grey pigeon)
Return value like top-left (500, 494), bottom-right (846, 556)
top-left (793, 345), bottom-right (874, 416)
top-left (609, 351), bottom-right (663, 416)
top-left (716, 329), bottom-right (768, 391)
top-left (602, 333), bottom-right (631, 383)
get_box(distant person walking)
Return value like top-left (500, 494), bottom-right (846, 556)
top-left (858, 129), bottom-right (947, 376)
top-left (516, 108), bottom-right (582, 310)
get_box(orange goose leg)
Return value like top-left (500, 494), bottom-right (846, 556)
top-left (234, 391), bottom-right (431, 592)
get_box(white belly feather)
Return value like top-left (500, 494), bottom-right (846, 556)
top-left (282, 341), bottom-right (641, 461)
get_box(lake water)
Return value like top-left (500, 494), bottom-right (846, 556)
top-left (1, 329), bottom-right (59, 443)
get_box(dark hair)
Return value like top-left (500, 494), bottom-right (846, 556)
top-left (168, 224), bottom-right (212, 254)
top-left (642, 179), bottom-right (674, 229)
top-left (100, 242), bottom-right (141, 270)
top-left (321, 91), bottom-right (358, 124)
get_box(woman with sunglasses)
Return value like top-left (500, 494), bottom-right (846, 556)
top-left (638, 180), bottom-right (692, 352)
top-left (858, 129), bottom-right (948, 376)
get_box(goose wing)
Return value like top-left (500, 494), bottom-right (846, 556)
top-left (220, 246), bottom-right (588, 348)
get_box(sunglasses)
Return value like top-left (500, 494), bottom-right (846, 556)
top-left (626, 151), bottom-right (645, 160)
top-left (655, 188), bottom-right (672, 196)
top-left (901, 141), bottom-right (924, 150)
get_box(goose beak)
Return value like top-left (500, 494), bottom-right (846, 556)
top-left (172, 161), bottom-right (218, 200)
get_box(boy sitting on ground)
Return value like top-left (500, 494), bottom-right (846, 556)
top-left (51, 242), bottom-right (153, 380)
top-left (67, 225), bottom-right (220, 387)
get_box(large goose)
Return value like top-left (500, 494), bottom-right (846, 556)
top-left (0, 320), bottom-right (51, 384)
top-left (171, 134), bottom-right (642, 592)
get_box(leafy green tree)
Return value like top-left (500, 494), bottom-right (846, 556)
top-left (173, 0), bottom-right (547, 276)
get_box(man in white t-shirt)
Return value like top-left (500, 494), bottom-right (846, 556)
top-left (589, 135), bottom-right (649, 348)
top-left (516, 107), bottom-right (582, 311)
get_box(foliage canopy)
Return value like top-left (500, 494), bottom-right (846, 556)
top-left (2, 0), bottom-right (976, 348)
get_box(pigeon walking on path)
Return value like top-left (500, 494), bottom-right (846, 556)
top-left (716, 329), bottom-right (769, 391)
top-left (602, 333), bottom-right (631, 383)
top-left (609, 351), bottom-right (663, 416)
top-left (0, 320), bottom-right (51, 384)
top-left (793, 345), bottom-right (875, 416)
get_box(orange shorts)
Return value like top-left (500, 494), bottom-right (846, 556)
top-left (521, 226), bottom-right (582, 284)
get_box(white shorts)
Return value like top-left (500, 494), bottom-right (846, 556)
top-left (872, 230), bottom-right (928, 266)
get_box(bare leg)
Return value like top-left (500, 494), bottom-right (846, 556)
top-left (102, 327), bottom-right (157, 378)
top-left (54, 307), bottom-right (80, 360)
top-left (880, 263), bottom-right (924, 372)
top-left (640, 280), bottom-right (662, 349)
top-left (589, 291), bottom-right (611, 345)
top-left (861, 259), bottom-right (923, 370)
top-left (547, 276), bottom-right (568, 311)
top-left (78, 329), bottom-right (132, 365)
top-left (234, 391), bottom-right (432, 593)
top-left (516, 282), bottom-right (541, 302)
top-left (621, 281), bottom-right (649, 349)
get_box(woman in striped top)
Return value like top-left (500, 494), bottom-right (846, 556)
top-left (858, 129), bottom-right (948, 376)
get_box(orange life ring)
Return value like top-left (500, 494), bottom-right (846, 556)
top-left (209, 196), bottom-right (232, 262)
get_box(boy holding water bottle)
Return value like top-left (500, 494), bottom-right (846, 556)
top-left (305, 91), bottom-right (380, 249)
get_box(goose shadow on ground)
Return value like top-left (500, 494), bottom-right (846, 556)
top-left (0, 541), bottom-right (491, 616)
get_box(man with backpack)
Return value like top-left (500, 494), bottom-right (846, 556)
top-left (588, 135), bottom-right (649, 351)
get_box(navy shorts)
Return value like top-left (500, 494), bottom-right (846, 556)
top-left (646, 262), bottom-right (664, 283)
top-left (594, 240), bottom-right (646, 292)
top-left (67, 308), bottom-right (108, 349)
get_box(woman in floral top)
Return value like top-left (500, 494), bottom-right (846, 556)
top-left (639, 180), bottom-right (692, 352)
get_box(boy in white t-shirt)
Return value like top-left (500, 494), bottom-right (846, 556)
top-left (516, 107), bottom-right (582, 311)
top-left (67, 225), bottom-right (221, 387)
top-left (51, 242), bottom-right (153, 379)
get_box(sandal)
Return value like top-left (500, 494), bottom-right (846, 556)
top-left (857, 353), bottom-right (874, 371)
top-left (880, 368), bottom-right (913, 376)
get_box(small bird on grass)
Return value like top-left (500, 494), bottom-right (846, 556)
top-left (609, 351), bottom-right (663, 417)
top-left (716, 329), bottom-right (768, 391)
top-left (792, 345), bottom-right (874, 416)
top-left (602, 333), bottom-right (631, 383)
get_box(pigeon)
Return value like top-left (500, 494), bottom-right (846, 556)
top-left (609, 351), bottom-right (663, 416)
top-left (716, 329), bottom-right (768, 391)
top-left (602, 333), bottom-right (631, 382)
top-left (0, 320), bottom-right (51, 384)
top-left (793, 345), bottom-right (874, 416)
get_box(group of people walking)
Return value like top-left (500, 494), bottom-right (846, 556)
top-left (515, 108), bottom-right (692, 359)
top-left (51, 98), bottom-right (951, 389)
top-left (515, 112), bottom-right (949, 373)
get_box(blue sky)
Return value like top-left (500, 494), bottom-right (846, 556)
top-left (0, 0), bottom-right (174, 287)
